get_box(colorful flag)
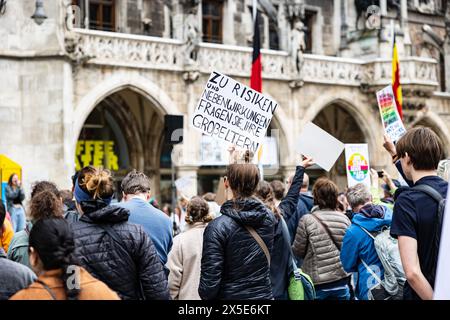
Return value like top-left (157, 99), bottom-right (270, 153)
top-left (392, 33), bottom-right (403, 120)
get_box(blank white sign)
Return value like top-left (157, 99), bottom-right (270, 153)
top-left (297, 122), bottom-right (345, 172)
top-left (434, 186), bottom-right (450, 300)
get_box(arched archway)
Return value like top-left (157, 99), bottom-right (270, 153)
top-left (310, 101), bottom-right (372, 190)
top-left (73, 75), bottom-right (181, 202)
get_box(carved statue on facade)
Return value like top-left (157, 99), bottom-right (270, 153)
top-left (291, 19), bottom-right (306, 74)
top-left (183, 0), bottom-right (201, 66)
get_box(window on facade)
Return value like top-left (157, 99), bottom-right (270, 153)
top-left (202, 0), bottom-right (223, 43)
top-left (73, 0), bottom-right (116, 32)
top-left (269, 22), bottom-right (279, 50)
top-left (304, 10), bottom-right (315, 54)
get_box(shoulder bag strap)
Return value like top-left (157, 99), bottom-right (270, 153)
top-left (244, 225), bottom-right (271, 267)
top-left (353, 223), bottom-right (377, 240)
top-left (412, 184), bottom-right (445, 283)
top-left (310, 213), bottom-right (341, 251)
top-left (360, 259), bottom-right (383, 288)
top-left (35, 279), bottom-right (58, 300)
top-left (412, 184), bottom-right (444, 203)
top-left (280, 217), bottom-right (299, 272)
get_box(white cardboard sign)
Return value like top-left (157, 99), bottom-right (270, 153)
top-left (175, 175), bottom-right (196, 199)
top-left (433, 186), bottom-right (450, 300)
top-left (345, 144), bottom-right (371, 188)
top-left (376, 85), bottom-right (406, 142)
top-left (191, 71), bottom-right (278, 154)
top-left (297, 122), bottom-right (345, 172)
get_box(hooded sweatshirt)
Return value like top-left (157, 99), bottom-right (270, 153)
top-left (340, 204), bottom-right (392, 300)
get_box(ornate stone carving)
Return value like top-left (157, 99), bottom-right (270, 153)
top-left (71, 29), bottom-right (439, 89)
top-left (183, 0), bottom-right (201, 66)
top-left (290, 20), bottom-right (306, 75)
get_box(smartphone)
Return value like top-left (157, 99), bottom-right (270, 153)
top-left (377, 171), bottom-right (384, 178)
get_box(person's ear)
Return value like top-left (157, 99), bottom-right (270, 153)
top-left (146, 192), bottom-right (151, 201)
top-left (404, 152), bottom-right (412, 166)
top-left (29, 247), bottom-right (39, 269)
top-left (122, 192), bottom-right (127, 201)
top-left (224, 177), bottom-right (229, 189)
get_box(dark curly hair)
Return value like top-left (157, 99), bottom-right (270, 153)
top-left (31, 181), bottom-right (60, 199)
top-left (29, 190), bottom-right (64, 221)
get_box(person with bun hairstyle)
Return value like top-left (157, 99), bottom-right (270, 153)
top-left (166, 196), bottom-right (212, 300)
top-left (198, 149), bottom-right (276, 300)
top-left (255, 155), bottom-right (314, 300)
top-left (10, 218), bottom-right (119, 300)
top-left (8, 182), bottom-right (64, 268)
top-left (71, 166), bottom-right (170, 300)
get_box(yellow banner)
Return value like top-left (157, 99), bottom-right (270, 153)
top-left (75, 140), bottom-right (119, 171)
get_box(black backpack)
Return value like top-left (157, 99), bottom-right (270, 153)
top-left (411, 184), bottom-right (447, 283)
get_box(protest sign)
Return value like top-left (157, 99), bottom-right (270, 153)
top-left (376, 85), bottom-right (406, 142)
top-left (345, 144), bottom-right (371, 188)
top-left (191, 71), bottom-right (278, 154)
top-left (297, 122), bottom-right (345, 172)
top-left (175, 175), bottom-right (196, 199)
top-left (433, 186), bottom-right (450, 300)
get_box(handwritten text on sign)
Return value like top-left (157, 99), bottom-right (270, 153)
top-left (191, 71), bottom-right (278, 153)
top-left (376, 85), bottom-right (406, 142)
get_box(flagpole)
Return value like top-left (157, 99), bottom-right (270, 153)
top-left (253, 0), bottom-right (257, 21)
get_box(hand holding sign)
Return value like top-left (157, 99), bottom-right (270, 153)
top-left (383, 134), bottom-right (397, 158)
top-left (191, 71), bottom-right (277, 154)
top-left (297, 122), bottom-right (345, 172)
top-left (300, 155), bottom-right (314, 168)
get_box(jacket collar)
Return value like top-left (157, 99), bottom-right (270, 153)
top-left (80, 204), bottom-right (130, 224)
top-left (185, 222), bottom-right (208, 230)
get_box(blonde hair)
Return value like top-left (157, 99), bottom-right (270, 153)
top-left (79, 166), bottom-right (114, 200)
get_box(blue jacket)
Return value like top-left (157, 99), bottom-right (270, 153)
top-left (116, 198), bottom-right (173, 265)
top-left (340, 206), bottom-right (392, 300)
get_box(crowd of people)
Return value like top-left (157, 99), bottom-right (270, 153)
top-left (0, 127), bottom-right (449, 300)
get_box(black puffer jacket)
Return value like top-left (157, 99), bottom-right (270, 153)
top-left (72, 201), bottom-right (170, 300)
top-left (199, 198), bottom-right (275, 300)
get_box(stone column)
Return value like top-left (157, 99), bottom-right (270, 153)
top-left (223, 0), bottom-right (236, 45)
top-left (281, 166), bottom-right (297, 184)
top-left (380, 0), bottom-right (387, 16)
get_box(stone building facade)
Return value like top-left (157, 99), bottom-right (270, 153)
top-left (1, 0), bottom-right (449, 203)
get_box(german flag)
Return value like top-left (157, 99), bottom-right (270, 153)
top-left (250, 10), bottom-right (262, 93)
top-left (392, 33), bottom-right (403, 119)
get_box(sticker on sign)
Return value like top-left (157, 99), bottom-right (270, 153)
top-left (191, 71), bottom-right (278, 154)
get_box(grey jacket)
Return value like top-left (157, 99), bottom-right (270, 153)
top-left (0, 248), bottom-right (36, 300)
top-left (5, 185), bottom-right (25, 210)
top-left (292, 207), bottom-right (351, 286)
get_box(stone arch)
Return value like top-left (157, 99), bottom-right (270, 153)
top-left (73, 73), bottom-right (181, 148)
top-left (301, 94), bottom-right (383, 189)
top-left (411, 112), bottom-right (450, 157)
top-left (303, 95), bottom-right (381, 158)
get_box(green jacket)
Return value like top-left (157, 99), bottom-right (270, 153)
top-left (7, 221), bottom-right (32, 269)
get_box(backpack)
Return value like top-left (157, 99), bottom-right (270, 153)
top-left (411, 184), bottom-right (446, 284)
top-left (356, 224), bottom-right (406, 299)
